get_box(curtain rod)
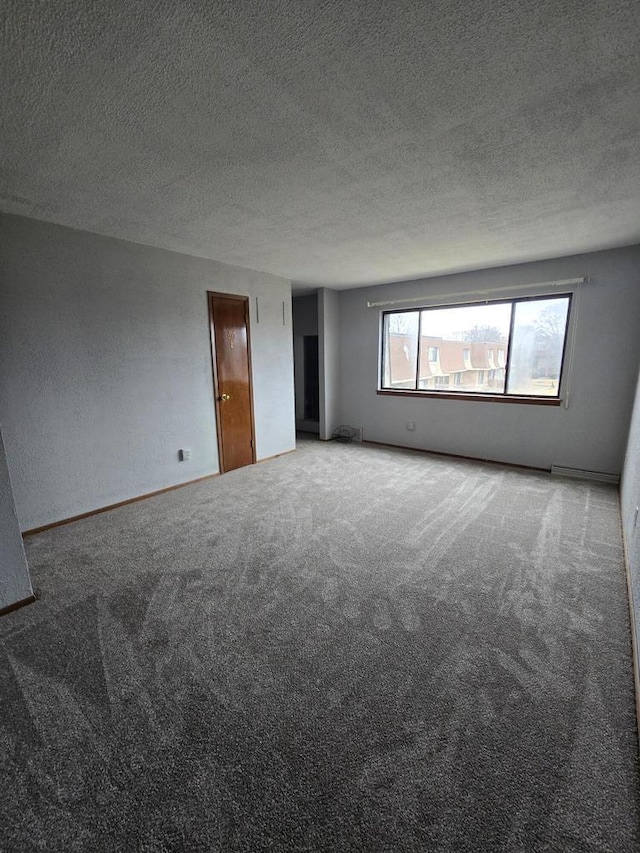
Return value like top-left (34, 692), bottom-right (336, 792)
top-left (366, 277), bottom-right (588, 309)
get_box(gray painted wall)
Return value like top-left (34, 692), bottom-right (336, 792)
top-left (318, 288), bottom-right (341, 441)
top-left (621, 366), bottom-right (640, 672)
top-left (0, 426), bottom-right (32, 609)
top-left (338, 245), bottom-right (640, 473)
top-left (292, 293), bottom-right (319, 432)
top-left (0, 214), bottom-right (295, 531)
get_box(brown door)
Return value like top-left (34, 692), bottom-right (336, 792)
top-left (208, 292), bottom-right (256, 473)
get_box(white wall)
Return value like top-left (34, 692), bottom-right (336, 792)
top-left (0, 425), bottom-right (33, 610)
top-left (621, 364), bottom-right (640, 670)
top-left (338, 245), bottom-right (640, 473)
top-left (0, 214), bottom-right (295, 530)
top-left (318, 287), bottom-right (341, 441)
top-left (292, 293), bottom-right (319, 431)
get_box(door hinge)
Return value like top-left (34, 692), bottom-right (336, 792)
top-left (250, 439), bottom-right (254, 448)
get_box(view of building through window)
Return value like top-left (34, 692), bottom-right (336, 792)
top-left (382, 295), bottom-right (571, 397)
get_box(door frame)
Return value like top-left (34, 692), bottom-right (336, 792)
top-left (207, 291), bottom-right (257, 473)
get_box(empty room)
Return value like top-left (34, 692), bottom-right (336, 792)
top-left (2, 1), bottom-right (640, 851)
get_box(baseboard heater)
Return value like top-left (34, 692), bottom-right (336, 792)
top-left (551, 465), bottom-right (619, 485)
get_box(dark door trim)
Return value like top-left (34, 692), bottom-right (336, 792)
top-left (207, 291), bottom-right (257, 473)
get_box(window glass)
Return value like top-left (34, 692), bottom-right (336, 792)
top-left (382, 311), bottom-right (419, 390)
top-left (380, 294), bottom-right (571, 399)
top-left (417, 303), bottom-right (511, 392)
top-left (506, 297), bottom-right (570, 396)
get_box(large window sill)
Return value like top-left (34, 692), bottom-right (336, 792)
top-left (377, 389), bottom-right (563, 406)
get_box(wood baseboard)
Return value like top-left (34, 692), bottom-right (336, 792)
top-left (22, 473), bottom-right (220, 537)
top-left (0, 594), bottom-right (37, 619)
top-left (362, 439), bottom-right (548, 473)
top-left (620, 508), bottom-right (640, 744)
top-left (257, 448), bottom-right (296, 464)
top-left (21, 449), bottom-right (296, 538)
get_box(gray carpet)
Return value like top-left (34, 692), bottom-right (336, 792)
top-left (1, 437), bottom-right (638, 852)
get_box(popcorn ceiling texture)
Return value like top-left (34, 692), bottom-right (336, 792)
top-left (1, 0), bottom-right (640, 286)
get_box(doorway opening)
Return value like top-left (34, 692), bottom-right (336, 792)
top-left (303, 335), bottom-right (320, 422)
top-left (292, 293), bottom-right (320, 435)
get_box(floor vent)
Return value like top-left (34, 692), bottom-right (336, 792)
top-left (551, 465), bottom-right (619, 484)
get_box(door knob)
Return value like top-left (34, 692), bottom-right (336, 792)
top-left (218, 393), bottom-right (231, 401)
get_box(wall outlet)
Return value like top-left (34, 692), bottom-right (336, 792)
top-left (179, 448), bottom-right (191, 461)
top-left (407, 421), bottom-right (415, 431)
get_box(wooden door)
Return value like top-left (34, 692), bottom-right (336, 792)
top-left (208, 292), bottom-right (256, 473)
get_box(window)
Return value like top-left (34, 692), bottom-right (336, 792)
top-left (380, 294), bottom-right (571, 400)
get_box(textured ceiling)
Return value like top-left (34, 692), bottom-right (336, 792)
top-left (1, 0), bottom-right (640, 288)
